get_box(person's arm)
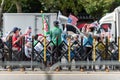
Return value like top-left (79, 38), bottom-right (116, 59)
top-left (12, 35), bottom-right (22, 47)
top-left (63, 24), bottom-right (67, 33)
top-left (82, 24), bottom-right (88, 32)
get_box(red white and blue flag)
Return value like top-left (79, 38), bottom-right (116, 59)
top-left (68, 14), bottom-right (78, 25)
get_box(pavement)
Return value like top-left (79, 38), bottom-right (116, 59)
top-left (0, 70), bottom-right (120, 80)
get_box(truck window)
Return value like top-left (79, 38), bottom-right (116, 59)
top-left (101, 23), bottom-right (111, 32)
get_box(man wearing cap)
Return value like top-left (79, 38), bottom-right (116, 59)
top-left (50, 21), bottom-right (62, 46)
top-left (12, 27), bottom-right (22, 51)
top-left (50, 20), bottom-right (62, 70)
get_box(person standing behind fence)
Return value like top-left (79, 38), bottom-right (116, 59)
top-left (50, 20), bottom-right (62, 64)
top-left (24, 26), bottom-right (32, 43)
top-left (61, 24), bottom-right (68, 43)
top-left (83, 24), bottom-right (94, 69)
top-left (12, 27), bottom-right (22, 51)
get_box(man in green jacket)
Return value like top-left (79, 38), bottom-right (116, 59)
top-left (50, 20), bottom-right (62, 70)
top-left (50, 20), bottom-right (62, 46)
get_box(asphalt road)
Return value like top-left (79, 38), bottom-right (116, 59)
top-left (0, 71), bottom-right (120, 80)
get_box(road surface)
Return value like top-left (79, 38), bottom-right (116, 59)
top-left (0, 71), bottom-right (120, 80)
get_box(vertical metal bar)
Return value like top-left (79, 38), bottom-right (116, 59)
top-left (31, 36), bottom-right (34, 70)
top-left (81, 36), bottom-right (83, 60)
top-left (44, 36), bottom-right (47, 62)
top-left (105, 37), bottom-right (108, 60)
top-left (68, 38), bottom-right (71, 62)
top-left (108, 36), bottom-right (110, 44)
top-left (93, 38), bottom-right (96, 62)
top-left (118, 37), bottom-right (120, 62)
top-left (9, 36), bottom-right (12, 61)
top-left (21, 37), bottom-right (25, 61)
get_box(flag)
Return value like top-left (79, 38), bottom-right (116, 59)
top-left (57, 11), bottom-right (62, 20)
top-left (57, 11), bottom-right (63, 31)
top-left (68, 14), bottom-right (78, 25)
top-left (89, 21), bottom-right (99, 28)
top-left (42, 13), bottom-right (50, 36)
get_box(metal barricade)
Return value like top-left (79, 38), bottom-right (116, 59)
top-left (1, 36), bottom-right (120, 71)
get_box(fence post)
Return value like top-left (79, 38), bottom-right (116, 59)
top-left (68, 37), bottom-right (71, 62)
top-left (21, 36), bottom-right (25, 61)
top-left (118, 37), bottom-right (120, 62)
top-left (9, 36), bottom-right (12, 61)
top-left (105, 37), bottom-right (108, 60)
top-left (31, 36), bottom-right (34, 70)
top-left (93, 37), bottom-right (96, 62)
top-left (44, 36), bottom-right (47, 64)
top-left (105, 37), bottom-right (109, 71)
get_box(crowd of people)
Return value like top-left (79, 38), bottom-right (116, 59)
top-left (0, 20), bottom-right (118, 70)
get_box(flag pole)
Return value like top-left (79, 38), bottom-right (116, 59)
top-left (41, 10), bottom-right (44, 34)
top-left (41, 10), bottom-right (47, 66)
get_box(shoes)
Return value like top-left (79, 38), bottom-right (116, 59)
top-left (55, 67), bottom-right (62, 71)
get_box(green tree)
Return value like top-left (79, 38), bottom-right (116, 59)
top-left (80, 0), bottom-right (114, 19)
top-left (110, 0), bottom-right (120, 12)
top-left (0, 0), bottom-right (24, 29)
top-left (40, 0), bottom-right (120, 20)
top-left (1, 0), bottom-right (23, 13)
top-left (39, 0), bottom-right (83, 16)
top-left (1, 0), bottom-right (119, 19)
top-left (22, 0), bottom-right (42, 13)
top-left (0, 0), bottom-right (5, 28)
top-left (4, 0), bottom-right (23, 13)
top-left (13, 0), bottom-right (22, 13)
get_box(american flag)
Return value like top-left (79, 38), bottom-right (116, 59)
top-left (68, 14), bottom-right (78, 25)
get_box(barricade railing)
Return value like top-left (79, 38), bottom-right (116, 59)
top-left (0, 36), bottom-right (120, 71)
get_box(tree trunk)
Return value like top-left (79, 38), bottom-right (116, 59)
top-left (0, 8), bottom-right (2, 28)
top-left (0, 0), bottom-right (5, 31)
top-left (15, 1), bottom-right (22, 13)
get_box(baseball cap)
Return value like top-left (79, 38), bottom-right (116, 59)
top-left (12, 27), bottom-right (19, 33)
top-left (53, 20), bottom-right (59, 26)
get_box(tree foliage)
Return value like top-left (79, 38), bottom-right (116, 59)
top-left (0, 0), bottom-right (120, 18)
top-left (80, 0), bottom-right (114, 19)
top-left (22, 0), bottom-right (42, 13)
top-left (39, 0), bottom-right (83, 16)
top-left (1, 0), bottom-right (42, 13)
top-left (39, 0), bottom-right (119, 19)
top-left (110, 0), bottom-right (120, 12)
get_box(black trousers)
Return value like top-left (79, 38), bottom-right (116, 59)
top-left (84, 47), bottom-right (92, 61)
top-left (51, 45), bottom-right (62, 63)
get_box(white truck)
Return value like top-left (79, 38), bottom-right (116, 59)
top-left (99, 6), bottom-right (120, 43)
top-left (3, 13), bottom-right (57, 36)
